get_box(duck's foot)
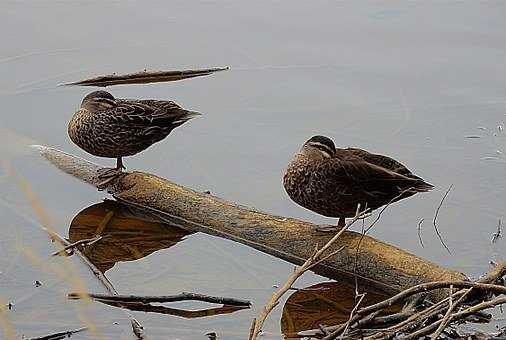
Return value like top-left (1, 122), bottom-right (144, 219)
top-left (315, 224), bottom-right (340, 233)
top-left (96, 167), bottom-right (123, 190)
top-left (315, 217), bottom-right (347, 233)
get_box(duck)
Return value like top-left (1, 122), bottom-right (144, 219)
top-left (283, 135), bottom-right (433, 230)
top-left (68, 90), bottom-right (200, 179)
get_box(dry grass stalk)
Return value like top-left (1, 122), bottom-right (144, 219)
top-left (9, 172), bottom-right (144, 339)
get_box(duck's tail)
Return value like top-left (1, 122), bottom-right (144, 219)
top-left (414, 180), bottom-right (434, 192)
top-left (172, 110), bottom-right (202, 125)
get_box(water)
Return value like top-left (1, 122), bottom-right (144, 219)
top-left (1, 1), bottom-right (505, 339)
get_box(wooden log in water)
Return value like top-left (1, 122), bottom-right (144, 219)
top-left (32, 145), bottom-right (467, 300)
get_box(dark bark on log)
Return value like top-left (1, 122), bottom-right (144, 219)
top-left (33, 145), bottom-right (467, 300)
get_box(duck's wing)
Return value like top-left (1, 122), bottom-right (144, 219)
top-left (106, 99), bottom-right (199, 140)
top-left (116, 99), bottom-right (200, 126)
top-left (343, 148), bottom-right (420, 179)
top-left (316, 156), bottom-right (422, 188)
top-left (312, 156), bottom-right (433, 209)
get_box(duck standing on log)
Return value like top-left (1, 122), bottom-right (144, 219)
top-left (68, 90), bottom-right (200, 182)
top-left (283, 135), bottom-right (433, 231)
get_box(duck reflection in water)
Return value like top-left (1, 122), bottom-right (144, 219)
top-left (67, 200), bottom-right (248, 318)
top-left (68, 200), bottom-right (191, 273)
top-left (281, 281), bottom-right (401, 339)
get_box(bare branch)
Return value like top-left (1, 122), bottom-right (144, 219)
top-left (429, 286), bottom-right (472, 340)
top-left (417, 218), bottom-right (425, 248)
top-left (492, 218), bottom-right (503, 244)
top-left (51, 235), bottom-right (104, 256)
top-left (68, 292), bottom-right (251, 307)
top-left (432, 184), bottom-right (453, 254)
top-left (248, 205), bottom-right (369, 340)
top-left (26, 326), bottom-right (88, 340)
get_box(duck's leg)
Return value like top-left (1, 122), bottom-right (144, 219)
top-left (116, 157), bottom-right (126, 170)
top-left (96, 157), bottom-right (126, 189)
top-left (315, 217), bottom-right (345, 233)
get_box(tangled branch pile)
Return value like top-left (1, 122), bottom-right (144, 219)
top-left (298, 261), bottom-right (506, 340)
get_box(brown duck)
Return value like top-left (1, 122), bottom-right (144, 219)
top-left (68, 90), bottom-right (200, 175)
top-left (283, 135), bottom-right (433, 229)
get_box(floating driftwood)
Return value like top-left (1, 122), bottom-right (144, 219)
top-left (32, 145), bottom-right (467, 300)
top-left (61, 67), bottom-right (229, 87)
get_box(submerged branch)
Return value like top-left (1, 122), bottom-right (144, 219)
top-left (26, 326), bottom-right (88, 340)
top-left (68, 291), bottom-right (251, 307)
top-left (301, 261), bottom-right (506, 339)
top-left (61, 67), bottom-right (229, 87)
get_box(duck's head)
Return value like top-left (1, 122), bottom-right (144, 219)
top-left (81, 90), bottom-right (116, 111)
top-left (301, 135), bottom-right (336, 159)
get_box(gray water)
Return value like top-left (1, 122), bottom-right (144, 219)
top-left (1, 1), bottom-right (505, 339)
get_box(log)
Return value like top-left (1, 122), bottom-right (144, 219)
top-left (32, 145), bottom-right (467, 300)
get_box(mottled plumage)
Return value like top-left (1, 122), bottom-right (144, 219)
top-left (68, 90), bottom-right (200, 170)
top-left (283, 135), bottom-right (433, 228)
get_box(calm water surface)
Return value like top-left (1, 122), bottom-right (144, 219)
top-left (1, 2), bottom-right (505, 339)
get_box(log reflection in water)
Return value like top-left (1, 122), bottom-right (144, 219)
top-left (80, 298), bottom-right (248, 319)
top-left (281, 282), bottom-right (400, 338)
top-left (67, 200), bottom-right (251, 318)
top-left (68, 200), bottom-right (192, 273)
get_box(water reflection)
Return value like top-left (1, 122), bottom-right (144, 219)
top-left (67, 200), bottom-right (250, 318)
top-left (68, 199), bottom-right (192, 273)
top-left (281, 282), bottom-right (399, 338)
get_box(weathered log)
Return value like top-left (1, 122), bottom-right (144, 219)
top-left (32, 145), bottom-right (467, 299)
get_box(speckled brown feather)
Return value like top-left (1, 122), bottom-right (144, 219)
top-left (68, 91), bottom-right (199, 160)
top-left (283, 138), bottom-right (433, 219)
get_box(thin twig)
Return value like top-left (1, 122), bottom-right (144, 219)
top-left (364, 187), bottom-right (415, 235)
top-left (492, 218), bottom-right (503, 244)
top-left (313, 261), bottom-right (506, 339)
top-left (68, 292), bottom-right (251, 306)
top-left (51, 235), bottom-right (104, 256)
top-left (340, 293), bottom-right (365, 339)
top-left (248, 205), bottom-right (369, 340)
top-left (338, 189), bottom-right (415, 339)
top-left (429, 286), bottom-right (472, 340)
top-left (433, 184), bottom-right (453, 254)
top-left (417, 218), bottom-right (425, 248)
top-left (320, 280), bottom-right (506, 340)
top-left (403, 295), bottom-right (506, 339)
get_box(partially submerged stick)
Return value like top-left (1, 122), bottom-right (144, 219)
top-left (61, 67), bottom-right (229, 87)
top-left (27, 326), bottom-right (88, 340)
top-left (32, 145), bottom-right (467, 299)
top-left (68, 292), bottom-right (251, 307)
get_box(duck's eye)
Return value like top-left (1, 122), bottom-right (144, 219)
top-left (311, 144), bottom-right (334, 157)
